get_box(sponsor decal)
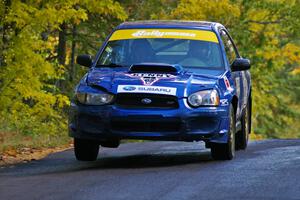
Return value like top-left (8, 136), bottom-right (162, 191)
top-left (126, 73), bottom-right (176, 86)
top-left (108, 29), bottom-right (219, 43)
top-left (220, 99), bottom-right (229, 106)
top-left (122, 86), bottom-right (136, 91)
top-left (223, 76), bottom-right (233, 91)
top-left (132, 30), bottom-right (196, 38)
top-left (117, 85), bottom-right (177, 96)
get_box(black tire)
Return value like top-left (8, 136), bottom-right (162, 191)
top-left (74, 138), bottom-right (99, 161)
top-left (236, 101), bottom-right (250, 150)
top-left (211, 104), bottom-right (236, 160)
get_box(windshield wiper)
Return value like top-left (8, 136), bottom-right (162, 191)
top-left (95, 63), bottom-right (124, 68)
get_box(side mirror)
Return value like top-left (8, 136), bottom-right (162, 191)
top-left (76, 54), bottom-right (92, 68)
top-left (231, 58), bottom-right (251, 72)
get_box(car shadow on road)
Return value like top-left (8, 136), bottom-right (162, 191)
top-left (86, 151), bottom-right (213, 170)
top-left (0, 149), bottom-right (214, 176)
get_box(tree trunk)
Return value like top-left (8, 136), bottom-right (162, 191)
top-left (57, 23), bottom-right (67, 66)
top-left (1, 0), bottom-right (12, 67)
top-left (70, 24), bottom-right (77, 82)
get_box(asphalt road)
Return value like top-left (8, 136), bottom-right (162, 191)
top-left (0, 139), bottom-right (300, 200)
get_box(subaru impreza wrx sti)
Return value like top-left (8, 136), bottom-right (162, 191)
top-left (69, 21), bottom-right (251, 161)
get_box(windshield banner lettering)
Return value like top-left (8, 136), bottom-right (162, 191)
top-left (109, 29), bottom-right (219, 43)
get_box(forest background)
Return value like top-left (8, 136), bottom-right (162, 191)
top-left (0, 0), bottom-right (299, 152)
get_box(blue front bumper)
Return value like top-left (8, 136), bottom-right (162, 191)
top-left (69, 99), bottom-right (230, 143)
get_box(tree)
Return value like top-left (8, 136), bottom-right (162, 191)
top-left (0, 0), bottom-right (127, 142)
top-left (56, 0), bottom-right (128, 91)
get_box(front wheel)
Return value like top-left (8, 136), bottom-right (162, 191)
top-left (211, 104), bottom-right (236, 160)
top-left (74, 138), bottom-right (99, 161)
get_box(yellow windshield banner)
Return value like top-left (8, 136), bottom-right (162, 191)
top-left (109, 29), bottom-right (219, 43)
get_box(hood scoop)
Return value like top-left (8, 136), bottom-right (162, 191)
top-left (129, 63), bottom-right (183, 74)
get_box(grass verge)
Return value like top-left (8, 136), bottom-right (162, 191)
top-left (0, 131), bottom-right (71, 166)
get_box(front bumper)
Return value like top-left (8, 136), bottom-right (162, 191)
top-left (69, 99), bottom-right (230, 143)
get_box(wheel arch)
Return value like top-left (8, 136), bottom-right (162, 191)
top-left (231, 95), bottom-right (238, 116)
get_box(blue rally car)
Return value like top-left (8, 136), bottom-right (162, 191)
top-left (69, 21), bottom-right (251, 161)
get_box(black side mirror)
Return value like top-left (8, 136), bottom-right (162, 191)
top-left (76, 54), bottom-right (92, 67)
top-left (231, 58), bottom-right (251, 72)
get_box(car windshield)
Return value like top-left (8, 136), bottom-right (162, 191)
top-left (97, 29), bottom-right (224, 74)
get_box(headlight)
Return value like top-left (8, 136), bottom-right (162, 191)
top-left (76, 92), bottom-right (114, 105)
top-left (188, 89), bottom-right (219, 107)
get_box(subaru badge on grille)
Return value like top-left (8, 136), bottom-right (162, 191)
top-left (141, 98), bottom-right (152, 104)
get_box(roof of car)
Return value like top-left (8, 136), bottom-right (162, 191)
top-left (117, 20), bottom-right (223, 30)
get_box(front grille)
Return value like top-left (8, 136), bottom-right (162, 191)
top-left (115, 93), bottom-right (179, 108)
top-left (111, 119), bottom-right (181, 132)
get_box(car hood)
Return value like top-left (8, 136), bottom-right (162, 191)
top-left (86, 67), bottom-right (221, 98)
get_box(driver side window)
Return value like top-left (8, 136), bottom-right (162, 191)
top-left (220, 30), bottom-right (237, 65)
